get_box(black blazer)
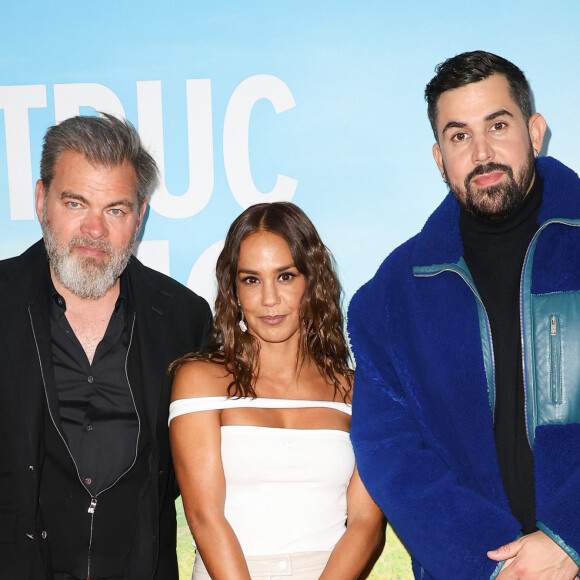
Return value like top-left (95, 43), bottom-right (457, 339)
top-left (0, 240), bottom-right (211, 580)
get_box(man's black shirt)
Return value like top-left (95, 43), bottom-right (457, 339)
top-left (50, 276), bottom-right (139, 494)
top-left (460, 175), bottom-right (543, 534)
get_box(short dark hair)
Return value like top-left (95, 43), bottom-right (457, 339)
top-left (40, 113), bottom-right (158, 207)
top-left (425, 50), bottom-right (532, 140)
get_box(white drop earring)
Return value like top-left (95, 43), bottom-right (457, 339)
top-left (238, 310), bottom-right (248, 332)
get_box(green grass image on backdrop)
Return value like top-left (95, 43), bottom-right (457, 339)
top-left (176, 497), bottom-right (413, 579)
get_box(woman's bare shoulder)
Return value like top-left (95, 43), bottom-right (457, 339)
top-left (298, 362), bottom-right (352, 404)
top-left (335, 372), bottom-right (353, 404)
top-left (171, 360), bottom-right (231, 400)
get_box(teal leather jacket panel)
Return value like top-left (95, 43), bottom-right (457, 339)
top-left (522, 219), bottom-right (580, 447)
top-left (415, 218), bottom-right (580, 449)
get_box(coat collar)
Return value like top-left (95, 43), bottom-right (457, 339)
top-left (412, 156), bottom-right (580, 269)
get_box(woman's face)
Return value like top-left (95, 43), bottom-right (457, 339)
top-left (236, 230), bottom-right (306, 346)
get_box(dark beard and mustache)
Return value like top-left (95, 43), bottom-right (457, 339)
top-left (444, 148), bottom-right (536, 222)
top-left (42, 209), bottom-right (136, 300)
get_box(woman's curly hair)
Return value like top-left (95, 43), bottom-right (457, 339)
top-left (172, 202), bottom-right (352, 400)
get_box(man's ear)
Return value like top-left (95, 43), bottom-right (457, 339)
top-left (136, 201), bottom-right (148, 235)
top-left (529, 113), bottom-right (547, 157)
top-left (433, 142), bottom-right (445, 178)
top-left (35, 180), bottom-right (46, 223)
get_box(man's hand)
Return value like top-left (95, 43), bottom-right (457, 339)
top-left (487, 530), bottom-right (579, 579)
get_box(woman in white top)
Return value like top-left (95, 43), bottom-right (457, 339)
top-left (169, 202), bottom-right (384, 579)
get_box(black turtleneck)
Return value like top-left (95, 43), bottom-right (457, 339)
top-left (460, 174), bottom-right (543, 535)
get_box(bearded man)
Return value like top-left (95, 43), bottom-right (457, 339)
top-left (349, 51), bottom-right (580, 579)
top-left (0, 114), bottom-right (211, 579)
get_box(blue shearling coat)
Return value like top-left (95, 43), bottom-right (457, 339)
top-left (349, 157), bottom-right (580, 579)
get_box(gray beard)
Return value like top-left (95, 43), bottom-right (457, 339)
top-left (42, 218), bottom-right (135, 300)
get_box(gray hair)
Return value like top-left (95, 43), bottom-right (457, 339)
top-left (40, 113), bottom-right (158, 207)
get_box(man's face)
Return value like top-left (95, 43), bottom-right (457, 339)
top-left (432, 74), bottom-right (546, 221)
top-left (35, 150), bottom-right (146, 299)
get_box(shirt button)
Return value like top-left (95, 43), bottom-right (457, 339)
top-left (57, 297), bottom-right (63, 306)
top-left (85, 477), bottom-right (92, 485)
top-left (87, 376), bottom-right (94, 383)
top-left (85, 424), bottom-right (93, 432)
top-left (41, 530), bottom-right (47, 539)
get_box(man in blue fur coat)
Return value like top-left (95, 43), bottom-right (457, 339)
top-left (349, 50), bottom-right (580, 579)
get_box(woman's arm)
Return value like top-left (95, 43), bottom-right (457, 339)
top-left (170, 362), bottom-right (251, 579)
top-left (319, 466), bottom-right (385, 580)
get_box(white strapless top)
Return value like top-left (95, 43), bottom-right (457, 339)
top-left (169, 397), bottom-right (354, 555)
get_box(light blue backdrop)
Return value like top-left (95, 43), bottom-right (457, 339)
top-left (1, 1), bottom-right (579, 309)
